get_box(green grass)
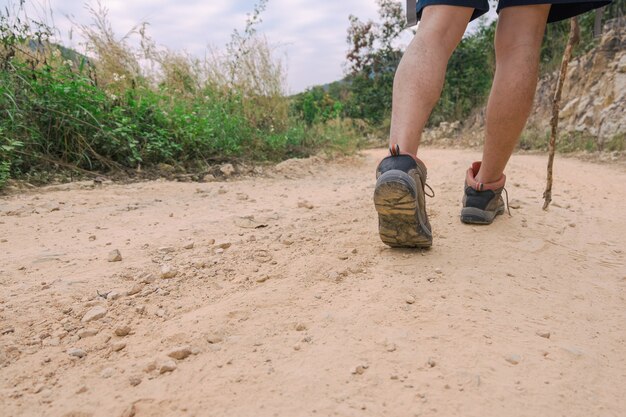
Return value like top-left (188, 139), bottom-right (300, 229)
top-left (0, 2), bottom-right (362, 189)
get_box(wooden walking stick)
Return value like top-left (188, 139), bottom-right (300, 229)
top-left (543, 17), bottom-right (580, 210)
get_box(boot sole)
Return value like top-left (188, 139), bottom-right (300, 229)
top-left (374, 170), bottom-right (432, 248)
top-left (460, 206), bottom-right (505, 225)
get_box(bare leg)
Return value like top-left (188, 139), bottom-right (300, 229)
top-left (477, 5), bottom-right (551, 184)
top-left (389, 6), bottom-right (473, 156)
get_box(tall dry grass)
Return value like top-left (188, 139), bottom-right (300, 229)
top-left (0, 0), bottom-right (361, 187)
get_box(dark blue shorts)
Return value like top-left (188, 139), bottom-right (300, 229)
top-left (407, 0), bottom-right (612, 24)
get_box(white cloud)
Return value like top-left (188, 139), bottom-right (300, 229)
top-left (7, 0), bottom-right (490, 93)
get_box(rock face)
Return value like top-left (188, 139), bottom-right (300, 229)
top-left (531, 20), bottom-right (625, 143)
top-left (433, 20), bottom-right (625, 149)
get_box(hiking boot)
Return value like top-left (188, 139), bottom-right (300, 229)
top-left (374, 145), bottom-right (433, 248)
top-left (460, 161), bottom-right (507, 225)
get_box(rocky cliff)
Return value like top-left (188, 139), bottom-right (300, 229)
top-left (425, 19), bottom-right (624, 152)
top-left (532, 18), bottom-right (625, 145)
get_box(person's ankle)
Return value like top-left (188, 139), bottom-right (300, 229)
top-left (475, 172), bottom-right (502, 185)
top-left (467, 162), bottom-right (506, 191)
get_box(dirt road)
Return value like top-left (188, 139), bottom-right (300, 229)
top-left (1, 148), bottom-right (625, 417)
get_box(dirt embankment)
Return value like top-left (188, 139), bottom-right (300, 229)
top-left (1, 149), bottom-right (625, 417)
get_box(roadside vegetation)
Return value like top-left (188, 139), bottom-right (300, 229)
top-left (0, 0), bottom-right (365, 189)
top-left (1, 0), bottom-right (624, 189)
top-left (294, 0), bottom-right (624, 145)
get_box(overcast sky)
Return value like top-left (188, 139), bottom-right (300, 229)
top-left (6, 1), bottom-right (486, 93)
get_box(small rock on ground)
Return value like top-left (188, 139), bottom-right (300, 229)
top-left (167, 346), bottom-right (192, 360)
top-left (115, 326), bottom-right (132, 337)
top-left (81, 306), bottom-right (107, 323)
top-left (160, 265), bottom-right (178, 279)
top-left (67, 348), bottom-right (86, 358)
top-left (352, 365), bottom-right (368, 375)
top-left (505, 354), bottom-right (521, 365)
top-left (159, 359), bottom-right (177, 374)
top-left (220, 164), bottom-right (235, 177)
top-left (112, 342), bottom-right (127, 352)
top-left (78, 329), bottom-right (98, 339)
top-left (207, 335), bottom-right (223, 344)
top-left (108, 249), bottom-right (122, 262)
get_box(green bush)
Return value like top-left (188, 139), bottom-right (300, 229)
top-left (0, 2), bottom-right (362, 189)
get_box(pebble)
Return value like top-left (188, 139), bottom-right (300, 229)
top-left (45, 337), bottom-right (61, 347)
top-left (562, 346), bottom-right (584, 356)
top-left (77, 329), bottom-right (98, 339)
top-left (158, 246), bottom-right (176, 254)
top-left (207, 335), bottom-right (223, 344)
top-left (167, 346), bottom-right (192, 360)
top-left (295, 323), bottom-right (307, 332)
top-left (256, 276), bottom-right (270, 283)
top-left (505, 354), bottom-right (521, 365)
top-left (405, 295), bottom-right (416, 305)
top-left (159, 359), bottom-right (177, 374)
top-left (138, 272), bottom-right (156, 284)
top-left (352, 365), bottom-right (367, 375)
top-left (126, 283), bottom-right (144, 296)
top-left (115, 326), bottom-right (132, 337)
top-left (386, 343), bottom-right (397, 352)
top-left (427, 357), bottom-right (437, 368)
top-left (143, 361), bottom-right (157, 373)
top-left (220, 163), bottom-right (235, 177)
top-left (108, 249), bottom-right (122, 262)
top-left (67, 348), bottom-right (86, 358)
top-left (536, 330), bottom-right (551, 339)
top-left (112, 341), bottom-right (127, 352)
top-left (81, 306), bottom-right (108, 323)
top-left (183, 241), bottom-right (195, 250)
top-left (216, 242), bottom-right (232, 250)
top-left (108, 291), bottom-right (122, 300)
top-left (298, 200), bottom-right (314, 210)
top-left (129, 375), bottom-right (142, 387)
top-left (160, 265), bottom-right (178, 279)
top-left (435, 268), bottom-right (443, 275)
top-left (1, 326), bottom-right (15, 335)
top-left (100, 367), bottom-right (114, 378)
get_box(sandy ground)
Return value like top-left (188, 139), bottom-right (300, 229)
top-left (0, 148), bottom-right (625, 417)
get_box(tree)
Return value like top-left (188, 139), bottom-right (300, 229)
top-left (344, 0), bottom-right (405, 124)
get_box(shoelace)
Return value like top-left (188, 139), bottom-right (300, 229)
top-left (388, 145), bottom-right (436, 199)
top-left (425, 183), bottom-right (435, 198)
top-left (503, 187), bottom-right (512, 216)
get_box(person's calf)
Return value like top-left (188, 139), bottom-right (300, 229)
top-left (478, 4), bottom-right (550, 184)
